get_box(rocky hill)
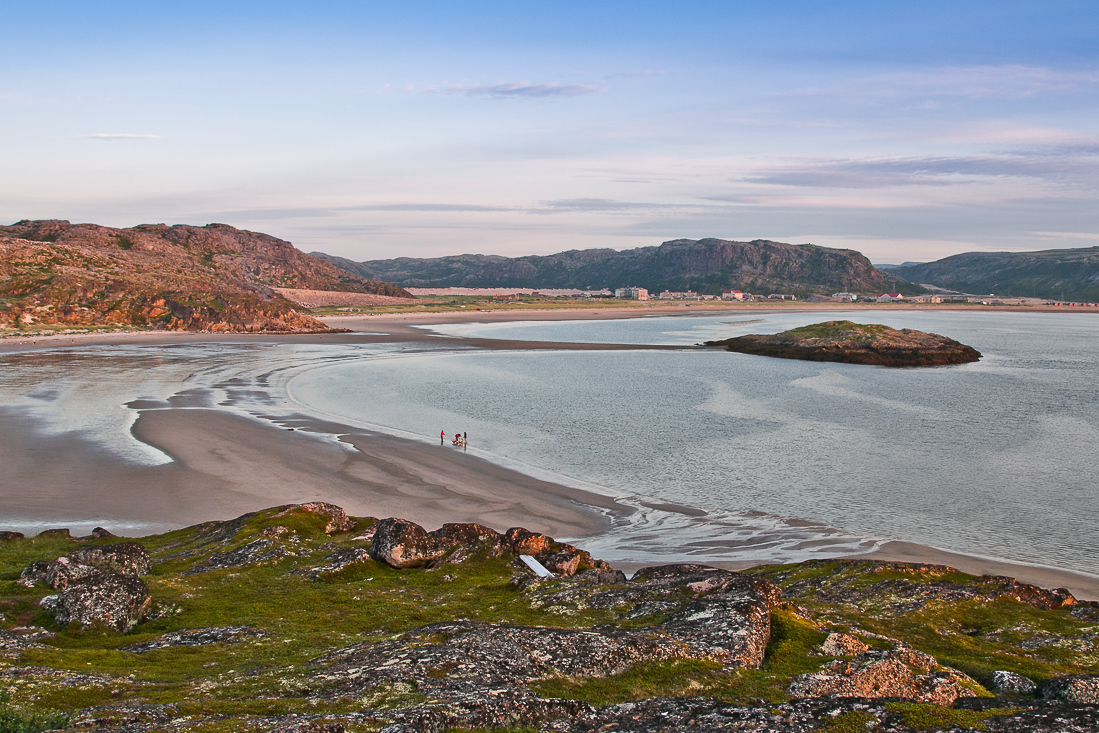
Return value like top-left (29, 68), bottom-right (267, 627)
top-left (890, 247), bottom-right (1099, 302)
top-left (2, 502), bottom-right (1098, 732)
top-left (707, 321), bottom-right (982, 367)
top-left (314, 238), bottom-right (928, 297)
top-left (0, 220), bottom-right (411, 333)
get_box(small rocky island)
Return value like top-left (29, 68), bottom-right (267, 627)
top-left (2, 502), bottom-right (1098, 732)
top-left (706, 320), bottom-right (982, 367)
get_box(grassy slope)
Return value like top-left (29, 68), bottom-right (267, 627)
top-left (1, 508), bottom-right (1096, 731)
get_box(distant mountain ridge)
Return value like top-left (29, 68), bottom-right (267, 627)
top-left (0, 220), bottom-right (411, 333)
top-left (891, 247), bottom-right (1099, 301)
top-left (314, 238), bottom-right (926, 296)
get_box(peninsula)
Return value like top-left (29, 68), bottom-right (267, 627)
top-left (706, 320), bottom-right (982, 367)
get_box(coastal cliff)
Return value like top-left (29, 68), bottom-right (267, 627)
top-left (0, 220), bottom-right (411, 333)
top-left (2, 503), bottom-right (1097, 732)
top-left (706, 320), bottom-right (982, 367)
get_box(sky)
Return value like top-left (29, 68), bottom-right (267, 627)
top-left (3, 1), bottom-right (1098, 263)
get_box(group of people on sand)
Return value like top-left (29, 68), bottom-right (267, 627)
top-left (441, 430), bottom-right (468, 448)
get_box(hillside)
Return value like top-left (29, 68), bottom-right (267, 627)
top-left (0, 220), bottom-right (411, 333)
top-left (2, 502), bottom-right (1097, 731)
top-left (314, 238), bottom-right (928, 297)
top-left (891, 247), bottom-right (1099, 301)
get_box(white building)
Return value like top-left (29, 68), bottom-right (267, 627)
top-left (831, 292), bottom-right (857, 301)
top-left (721, 289), bottom-right (745, 301)
top-left (876, 293), bottom-right (904, 302)
top-left (614, 287), bottom-right (650, 300)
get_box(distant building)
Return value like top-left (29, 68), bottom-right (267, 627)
top-left (722, 290), bottom-right (745, 301)
top-left (831, 292), bottom-right (857, 301)
top-left (615, 287), bottom-right (650, 300)
top-left (657, 290), bottom-right (698, 300)
top-left (767, 293), bottom-right (797, 301)
top-left (876, 293), bottom-right (904, 302)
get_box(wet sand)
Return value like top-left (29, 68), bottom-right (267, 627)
top-left (2, 305), bottom-right (1098, 600)
top-left (0, 407), bottom-right (619, 539)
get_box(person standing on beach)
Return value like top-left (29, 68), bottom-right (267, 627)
top-left (463, 432), bottom-right (468, 448)
top-left (440, 430), bottom-right (445, 445)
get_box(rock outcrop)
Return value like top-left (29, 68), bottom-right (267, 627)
top-left (46, 572), bottom-right (151, 632)
top-left (5, 503), bottom-right (1099, 733)
top-left (368, 517), bottom-right (609, 576)
top-left (122, 626), bottom-right (267, 653)
top-left (1039, 674), bottom-right (1099, 703)
top-left (788, 642), bottom-right (979, 705)
top-left (706, 320), bottom-right (981, 366)
top-left (313, 564), bottom-right (780, 729)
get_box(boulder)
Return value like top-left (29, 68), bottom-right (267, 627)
top-left (504, 527), bottom-right (555, 556)
top-left (821, 632), bottom-right (869, 657)
top-left (45, 556), bottom-right (99, 590)
top-left (787, 644), bottom-right (979, 705)
top-left (1038, 674), bottom-right (1099, 703)
top-left (990, 670), bottom-right (1037, 695)
top-left (91, 527), bottom-right (115, 539)
top-left (36, 528), bottom-right (70, 538)
top-left (67, 542), bottom-right (151, 576)
top-left (0, 531), bottom-right (24, 542)
top-left (17, 560), bottom-right (51, 588)
top-left (540, 550), bottom-right (582, 577)
top-left (432, 523), bottom-right (504, 554)
top-left (50, 572), bottom-right (151, 632)
top-left (369, 518), bottom-right (456, 569)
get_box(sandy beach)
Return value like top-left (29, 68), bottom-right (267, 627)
top-left (2, 303), bottom-right (1098, 600)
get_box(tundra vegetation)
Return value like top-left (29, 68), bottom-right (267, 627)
top-left (1, 504), bottom-right (1096, 732)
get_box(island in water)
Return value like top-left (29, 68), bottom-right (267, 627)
top-left (705, 320), bottom-right (982, 367)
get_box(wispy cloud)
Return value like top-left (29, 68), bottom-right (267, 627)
top-left (532, 198), bottom-right (730, 215)
top-left (745, 147), bottom-right (1099, 189)
top-left (434, 81), bottom-right (604, 99)
top-left (81, 133), bottom-right (161, 140)
top-left (786, 64), bottom-right (1099, 103)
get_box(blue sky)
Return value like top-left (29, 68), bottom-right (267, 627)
top-left (3, 1), bottom-right (1098, 262)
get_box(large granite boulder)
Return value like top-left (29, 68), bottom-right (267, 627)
top-left (990, 670), bottom-right (1037, 695)
top-left (47, 572), bottom-right (151, 632)
top-left (787, 642), bottom-right (980, 705)
top-left (67, 542), bottom-right (152, 577)
top-left (45, 555), bottom-right (101, 590)
top-left (1039, 674), bottom-right (1099, 703)
top-left (0, 530), bottom-right (24, 542)
top-left (369, 518), bottom-right (457, 569)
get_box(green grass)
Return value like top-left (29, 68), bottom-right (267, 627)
top-left (884, 702), bottom-right (1019, 731)
top-left (2, 508), bottom-right (1097, 728)
top-left (0, 689), bottom-right (68, 733)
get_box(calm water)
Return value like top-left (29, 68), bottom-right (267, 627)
top-left (289, 311), bottom-right (1099, 573)
top-left (1, 311), bottom-right (1096, 574)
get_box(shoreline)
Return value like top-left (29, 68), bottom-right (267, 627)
top-left (1, 306), bottom-right (1097, 600)
top-left (2, 300), bottom-right (1097, 353)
